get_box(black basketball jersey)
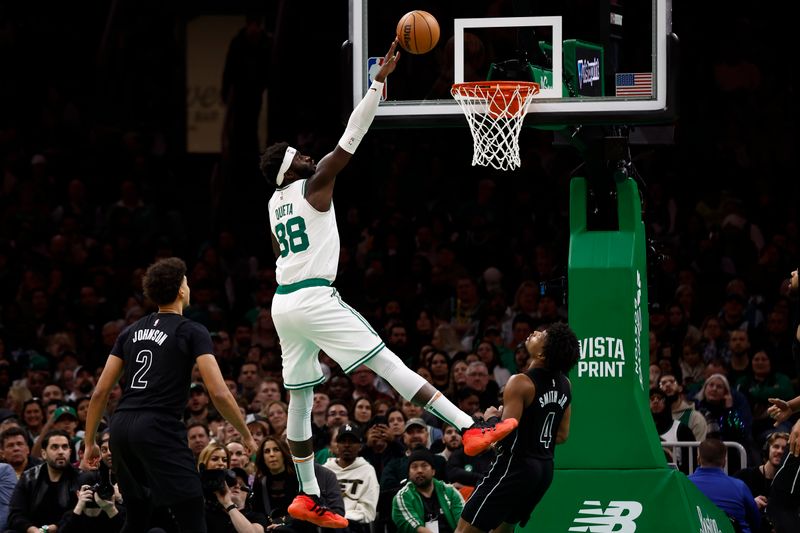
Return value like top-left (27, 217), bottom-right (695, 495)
top-left (510, 367), bottom-right (572, 461)
top-left (111, 312), bottom-right (213, 419)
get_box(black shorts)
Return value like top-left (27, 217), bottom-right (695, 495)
top-left (110, 410), bottom-right (203, 506)
top-left (461, 452), bottom-right (554, 532)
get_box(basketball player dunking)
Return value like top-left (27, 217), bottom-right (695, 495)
top-left (259, 39), bottom-right (517, 529)
top-left (83, 258), bottom-right (257, 533)
top-left (765, 269), bottom-right (800, 533)
top-left (456, 323), bottom-right (580, 533)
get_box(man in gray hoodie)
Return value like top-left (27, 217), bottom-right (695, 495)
top-left (324, 424), bottom-right (379, 533)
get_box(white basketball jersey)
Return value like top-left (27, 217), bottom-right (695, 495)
top-left (268, 179), bottom-right (339, 285)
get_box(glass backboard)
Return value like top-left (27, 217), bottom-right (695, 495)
top-left (347, 0), bottom-right (675, 127)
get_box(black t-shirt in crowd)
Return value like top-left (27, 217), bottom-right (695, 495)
top-left (39, 476), bottom-right (69, 526)
top-left (421, 490), bottom-right (453, 533)
top-left (112, 312), bottom-right (213, 419)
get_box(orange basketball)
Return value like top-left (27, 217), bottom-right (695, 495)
top-left (396, 10), bottom-right (440, 55)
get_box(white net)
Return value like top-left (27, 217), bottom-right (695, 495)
top-left (451, 82), bottom-right (539, 171)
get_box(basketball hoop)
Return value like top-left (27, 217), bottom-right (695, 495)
top-left (451, 81), bottom-right (539, 171)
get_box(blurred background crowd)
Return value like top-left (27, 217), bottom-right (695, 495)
top-left (0, 0), bottom-right (798, 531)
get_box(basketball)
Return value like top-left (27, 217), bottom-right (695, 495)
top-left (396, 10), bottom-right (440, 55)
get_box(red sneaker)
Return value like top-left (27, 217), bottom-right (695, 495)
top-left (462, 418), bottom-right (519, 456)
top-left (288, 494), bottom-right (349, 528)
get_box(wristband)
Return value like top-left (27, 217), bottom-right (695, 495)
top-left (225, 503), bottom-right (237, 513)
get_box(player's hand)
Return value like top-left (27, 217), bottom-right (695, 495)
top-left (244, 436), bottom-right (259, 457)
top-left (483, 406), bottom-right (501, 419)
top-left (80, 443), bottom-right (101, 471)
top-left (767, 398), bottom-right (793, 426)
top-left (374, 40), bottom-right (400, 82)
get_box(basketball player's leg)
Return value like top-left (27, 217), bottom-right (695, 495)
top-left (365, 347), bottom-right (473, 430)
top-left (307, 286), bottom-right (516, 453)
top-left (285, 386), bottom-right (318, 495)
top-left (284, 385), bottom-right (349, 528)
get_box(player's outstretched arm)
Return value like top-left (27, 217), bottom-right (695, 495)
top-left (197, 354), bottom-right (257, 452)
top-left (305, 40), bottom-right (400, 211)
top-left (82, 355), bottom-right (125, 468)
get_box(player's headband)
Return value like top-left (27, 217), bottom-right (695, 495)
top-left (276, 146), bottom-right (297, 186)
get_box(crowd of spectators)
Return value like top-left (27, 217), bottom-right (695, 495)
top-left (0, 1), bottom-right (798, 531)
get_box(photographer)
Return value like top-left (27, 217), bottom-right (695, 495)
top-left (198, 442), bottom-right (268, 533)
top-left (59, 482), bottom-right (124, 532)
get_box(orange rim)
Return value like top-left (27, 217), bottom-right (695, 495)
top-left (452, 81), bottom-right (539, 119)
top-left (451, 80), bottom-right (540, 98)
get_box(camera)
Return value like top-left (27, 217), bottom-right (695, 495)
top-left (92, 459), bottom-right (115, 501)
top-left (199, 465), bottom-right (237, 497)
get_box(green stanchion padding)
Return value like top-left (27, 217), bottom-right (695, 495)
top-left (527, 469), bottom-right (735, 532)
top-left (559, 177), bottom-right (661, 469)
top-left (516, 177), bottom-right (734, 532)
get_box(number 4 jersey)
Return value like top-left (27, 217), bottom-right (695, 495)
top-left (268, 179), bottom-right (339, 286)
top-left (517, 367), bottom-right (572, 460)
top-left (111, 313), bottom-right (213, 418)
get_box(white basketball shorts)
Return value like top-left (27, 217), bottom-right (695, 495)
top-left (271, 281), bottom-right (385, 390)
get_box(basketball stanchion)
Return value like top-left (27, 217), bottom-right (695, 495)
top-left (450, 81), bottom-right (539, 170)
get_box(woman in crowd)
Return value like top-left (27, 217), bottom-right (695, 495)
top-left (695, 373), bottom-right (754, 473)
top-left (251, 437), bottom-right (343, 532)
top-left (427, 350), bottom-right (452, 393)
top-left (431, 323), bottom-right (463, 357)
top-left (5, 385), bottom-right (32, 417)
top-left (262, 400), bottom-right (288, 438)
top-left (385, 407), bottom-right (406, 443)
top-left (351, 397), bottom-right (373, 434)
top-left (197, 441), bottom-right (267, 533)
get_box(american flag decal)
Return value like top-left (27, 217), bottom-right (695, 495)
top-left (615, 72), bottom-right (653, 97)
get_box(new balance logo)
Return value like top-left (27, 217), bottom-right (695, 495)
top-left (569, 501), bottom-right (643, 532)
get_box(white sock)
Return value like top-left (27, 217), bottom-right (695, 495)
top-left (425, 391), bottom-right (474, 431)
top-left (292, 454), bottom-right (320, 496)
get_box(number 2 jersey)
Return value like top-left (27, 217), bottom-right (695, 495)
top-left (111, 312), bottom-right (213, 419)
top-left (268, 179), bottom-right (339, 286)
top-left (511, 367), bottom-right (572, 461)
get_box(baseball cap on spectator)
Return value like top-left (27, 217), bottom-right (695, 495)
top-left (230, 467), bottom-right (251, 492)
top-left (54, 406), bottom-right (78, 421)
top-left (336, 424), bottom-right (362, 443)
top-left (407, 446), bottom-right (436, 470)
top-left (0, 409), bottom-right (17, 424)
top-left (404, 418), bottom-right (427, 432)
top-left (29, 353), bottom-right (50, 371)
top-left (190, 383), bottom-right (206, 394)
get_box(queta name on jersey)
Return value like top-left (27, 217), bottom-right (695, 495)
top-left (274, 203), bottom-right (293, 220)
top-left (132, 328), bottom-right (168, 346)
top-left (539, 390), bottom-right (568, 408)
